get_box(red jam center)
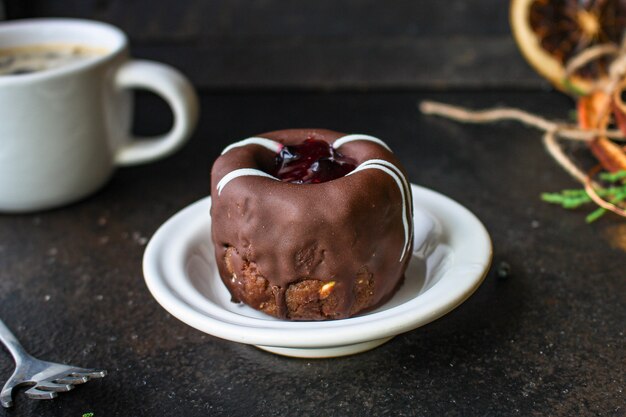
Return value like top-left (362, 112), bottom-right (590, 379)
top-left (273, 138), bottom-right (357, 184)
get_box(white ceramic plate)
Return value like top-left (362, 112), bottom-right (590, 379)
top-left (143, 184), bottom-right (492, 358)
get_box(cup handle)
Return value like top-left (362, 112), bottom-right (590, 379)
top-left (113, 60), bottom-right (199, 166)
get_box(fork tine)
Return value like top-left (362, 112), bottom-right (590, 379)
top-left (1, 372), bottom-right (19, 408)
top-left (54, 375), bottom-right (88, 385)
top-left (37, 381), bottom-right (74, 392)
top-left (25, 387), bottom-right (58, 400)
top-left (71, 369), bottom-right (107, 379)
top-left (0, 318), bottom-right (107, 406)
top-left (1, 387), bottom-right (14, 408)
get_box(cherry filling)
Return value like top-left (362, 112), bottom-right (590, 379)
top-left (273, 138), bottom-right (357, 184)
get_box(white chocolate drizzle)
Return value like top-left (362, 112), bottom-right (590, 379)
top-left (347, 159), bottom-right (413, 262)
top-left (359, 158), bottom-right (413, 223)
top-left (333, 134), bottom-right (392, 152)
top-left (221, 137), bottom-right (283, 155)
top-left (217, 168), bottom-right (279, 196)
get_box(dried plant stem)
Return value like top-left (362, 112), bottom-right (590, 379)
top-left (419, 100), bottom-right (616, 184)
top-left (542, 131), bottom-right (589, 184)
top-left (564, 43), bottom-right (619, 81)
top-left (420, 38), bottom-right (626, 222)
top-left (419, 100), bottom-right (626, 142)
top-left (419, 39), bottom-right (626, 188)
top-left (584, 167), bottom-right (626, 218)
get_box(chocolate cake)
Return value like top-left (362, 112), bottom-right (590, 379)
top-left (210, 129), bottom-right (413, 320)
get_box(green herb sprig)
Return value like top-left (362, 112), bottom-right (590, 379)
top-left (541, 170), bottom-right (626, 223)
top-left (562, 77), bottom-right (587, 97)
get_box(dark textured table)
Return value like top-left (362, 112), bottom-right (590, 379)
top-left (0, 91), bottom-right (624, 417)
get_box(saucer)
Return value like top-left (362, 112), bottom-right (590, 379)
top-left (143, 184), bottom-right (492, 358)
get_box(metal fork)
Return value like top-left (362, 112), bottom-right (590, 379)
top-left (0, 318), bottom-right (106, 408)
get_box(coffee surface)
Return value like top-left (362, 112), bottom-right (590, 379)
top-left (0, 43), bottom-right (106, 76)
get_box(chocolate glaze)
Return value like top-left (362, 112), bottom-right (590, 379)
top-left (210, 129), bottom-right (413, 320)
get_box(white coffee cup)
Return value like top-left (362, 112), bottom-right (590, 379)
top-left (0, 18), bottom-right (199, 212)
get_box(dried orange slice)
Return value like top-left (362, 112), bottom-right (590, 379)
top-left (510, 0), bottom-right (626, 95)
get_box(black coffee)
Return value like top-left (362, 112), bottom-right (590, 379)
top-left (0, 43), bottom-right (106, 76)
